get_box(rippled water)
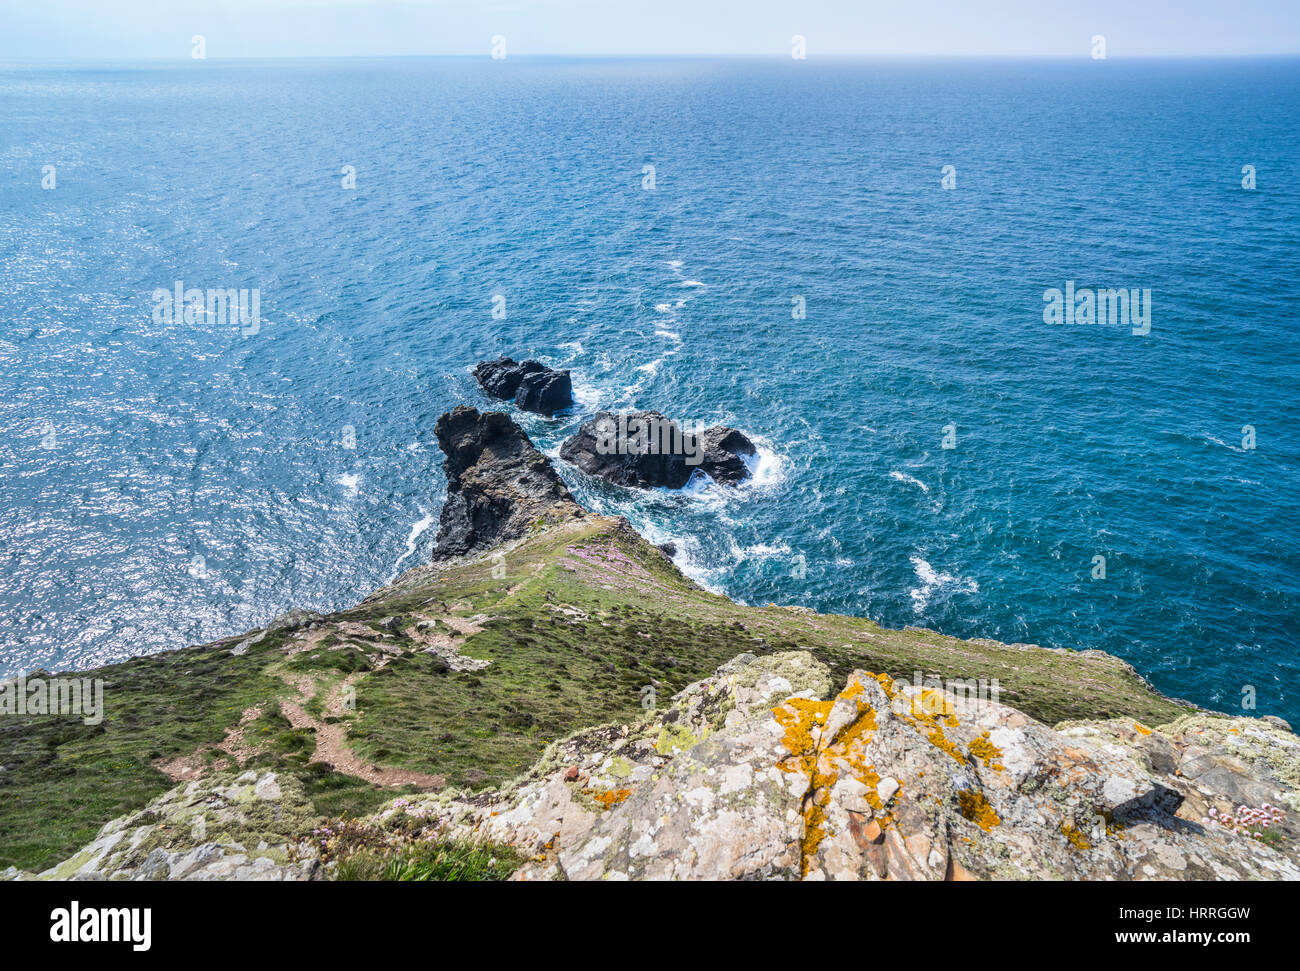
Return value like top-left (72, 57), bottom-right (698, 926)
top-left (1, 57), bottom-right (1297, 721)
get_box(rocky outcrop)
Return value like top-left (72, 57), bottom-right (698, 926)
top-left (22, 651), bottom-right (1297, 883)
top-left (396, 652), bottom-right (1300, 880)
top-left (559, 411), bottom-right (757, 489)
top-left (515, 369), bottom-right (573, 416)
top-left (433, 406), bottom-right (581, 558)
top-left (473, 357), bottom-right (573, 416)
top-left (9, 770), bottom-right (322, 882)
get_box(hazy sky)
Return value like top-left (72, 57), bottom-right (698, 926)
top-left (3, 0), bottom-right (1299, 59)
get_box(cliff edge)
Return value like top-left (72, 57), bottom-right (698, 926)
top-left (3, 409), bottom-right (1294, 881)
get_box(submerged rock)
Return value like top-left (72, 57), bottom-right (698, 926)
top-left (433, 406), bottom-right (582, 559)
top-left (473, 357), bottom-right (573, 416)
top-left (559, 410), bottom-right (756, 489)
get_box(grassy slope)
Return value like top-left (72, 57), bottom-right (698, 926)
top-left (0, 514), bottom-right (1192, 872)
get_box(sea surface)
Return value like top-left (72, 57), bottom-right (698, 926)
top-left (1, 56), bottom-right (1297, 721)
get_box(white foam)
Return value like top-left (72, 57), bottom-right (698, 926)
top-left (337, 473), bottom-right (360, 494)
top-left (390, 511), bottom-right (435, 577)
top-left (741, 441), bottom-right (790, 490)
top-left (890, 470), bottom-right (930, 494)
top-left (1197, 432), bottom-right (1246, 453)
top-left (733, 539), bottom-right (793, 561)
top-left (908, 554), bottom-right (978, 613)
top-left (573, 380), bottom-right (606, 411)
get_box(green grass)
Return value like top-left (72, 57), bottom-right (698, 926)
top-left (335, 840), bottom-right (525, 881)
top-left (0, 639), bottom-right (290, 872)
top-left (347, 517), bottom-right (1190, 791)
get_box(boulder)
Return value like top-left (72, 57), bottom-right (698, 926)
top-left (473, 358), bottom-right (572, 416)
top-left (514, 368), bottom-right (573, 416)
top-left (26, 770), bottom-right (322, 881)
top-left (697, 425), bottom-right (758, 485)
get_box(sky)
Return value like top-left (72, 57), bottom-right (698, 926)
top-left (1, 0), bottom-right (1299, 60)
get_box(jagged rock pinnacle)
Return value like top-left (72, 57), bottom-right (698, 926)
top-left (432, 406), bottom-right (581, 558)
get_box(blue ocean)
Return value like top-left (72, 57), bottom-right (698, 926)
top-left (1, 57), bottom-right (1297, 722)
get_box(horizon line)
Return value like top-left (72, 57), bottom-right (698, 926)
top-left (5, 52), bottom-right (1300, 63)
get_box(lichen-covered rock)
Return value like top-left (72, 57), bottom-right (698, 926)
top-left (18, 770), bottom-right (322, 881)
top-left (384, 652), bottom-right (1300, 881)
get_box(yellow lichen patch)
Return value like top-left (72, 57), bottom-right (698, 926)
top-left (1060, 822), bottom-right (1092, 850)
top-left (896, 690), bottom-right (967, 766)
top-left (925, 727), bottom-right (967, 765)
top-left (840, 680), bottom-right (865, 701)
top-left (800, 787), bottom-right (832, 873)
top-left (829, 703), bottom-right (878, 751)
top-left (912, 688), bottom-right (957, 721)
top-left (956, 789), bottom-right (1000, 832)
top-left (1133, 722), bottom-right (1152, 736)
top-left (773, 697), bottom-right (834, 775)
top-left (968, 732), bottom-right (1005, 771)
top-left (873, 673), bottom-right (896, 700)
top-left (1099, 811), bottom-right (1126, 839)
top-left (773, 681), bottom-right (882, 876)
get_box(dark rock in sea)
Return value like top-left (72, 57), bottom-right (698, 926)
top-left (560, 411), bottom-right (691, 488)
top-left (433, 406), bottom-right (582, 559)
top-left (656, 542), bottom-right (678, 559)
top-left (515, 368), bottom-right (573, 416)
top-left (473, 357), bottom-right (573, 416)
top-left (558, 410), bottom-right (757, 489)
top-left (697, 425), bottom-right (758, 485)
top-left (473, 357), bottom-right (542, 398)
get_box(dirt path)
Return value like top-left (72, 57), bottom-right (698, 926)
top-left (157, 671), bottom-right (444, 792)
top-left (278, 674), bottom-right (446, 791)
top-left (154, 703), bottom-right (267, 782)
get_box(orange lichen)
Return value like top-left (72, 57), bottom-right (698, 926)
top-left (1133, 722), bottom-right (1152, 736)
top-left (956, 789), bottom-right (1000, 831)
top-left (1060, 822), bottom-right (1092, 850)
top-left (968, 732), bottom-right (1006, 771)
top-left (773, 678), bottom-right (883, 875)
top-left (773, 697), bottom-right (834, 775)
top-left (586, 788), bottom-right (632, 809)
